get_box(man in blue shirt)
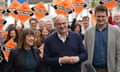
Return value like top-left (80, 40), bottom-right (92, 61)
top-left (43, 14), bottom-right (87, 72)
top-left (83, 5), bottom-right (120, 72)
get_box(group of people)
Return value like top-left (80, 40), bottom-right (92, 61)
top-left (0, 5), bottom-right (120, 72)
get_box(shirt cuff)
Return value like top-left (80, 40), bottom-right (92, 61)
top-left (59, 58), bottom-right (62, 66)
top-left (76, 56), bottom-right (80, 62)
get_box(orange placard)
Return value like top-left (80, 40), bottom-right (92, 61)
top-left (3, 50), bottom-right (9, 61)
top-left (72, 0), bottom-right (86, 15)
top-left (0, 24), bottom-right (4, 31)
top-left (4, 39), bottom-right (16, 61)
top-left (100, 0), bottom-right (117, 10)
top-left (15, 3), bottom-right (33, 23)
top-left (3, 31), bottom-right (8, 39)
top-left (0, 7), bottom-right (5, 17)
top-left (53, 0), bottom-right (74, 16)
top-left (7, 0), bottom-right (21, 19)
top-left (0, 17), bottom-right (6, 31)
top-left (104, 1), bottom-right (117, 10)
top-left (91, 14), bottom-right (96, 25)
top-left (89, 10), bottom-right (96, 25)
top-left (32, 2), bottom-right (48, 19)
top-left (53, 0), bottom-right (64, 4)
top-left (5, 39), bottom-right (16, 48)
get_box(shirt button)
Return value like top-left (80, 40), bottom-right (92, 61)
top-left (101, 52), bottom-right (103, 55)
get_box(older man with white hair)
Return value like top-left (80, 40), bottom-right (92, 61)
top-left (43, 14), bottom-right (87, 72)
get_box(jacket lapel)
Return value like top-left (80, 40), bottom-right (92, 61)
top-left (32, 49), bottom-right (40, 64)
top-left (89, 26), bottom-right (96, 64)
top-left (107, 24), bottom-right (112, 71)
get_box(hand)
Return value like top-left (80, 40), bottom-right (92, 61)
top-left (59, 56), bottom-right (70, 64)
top-left (59, 56), bottom-right (80, 64)
top-left (69, 56), bottom-right (80, 64)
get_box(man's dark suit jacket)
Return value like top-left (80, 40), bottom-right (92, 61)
top-left (43, 31), bottom-right (88, 72)
top-left (6, 48), bottom-right (44, 72)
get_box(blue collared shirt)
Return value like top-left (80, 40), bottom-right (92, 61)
top-left (93, 25), bottom-right (108, 66)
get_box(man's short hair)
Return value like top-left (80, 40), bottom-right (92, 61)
top-left (82, 16), bottom-right (89, 20)
top-left (95, 5), bottom-right (108, 16)
top-left (29, 18), bottom-right (38, 23)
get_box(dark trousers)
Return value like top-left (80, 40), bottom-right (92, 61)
top-left (94, 65), bottom-right (107, 72)
top-left (0, 64), bottom-right (6, 72)
top-left (0, 51), bottom-right (7, 72)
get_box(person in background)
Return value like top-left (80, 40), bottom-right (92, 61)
top-left (72, 24), bottom-right (84, 41)
top-left (43, 14), bottom-right (87, 72)
top-left (0, 31), bottom-right (7, 72)
top-left (113, 14), bottom-right (120, 29)
top-left (44, 20), bottom-right (54, 33)
top-left (0, 31), bottom-right (5, 46)
top-left (109, 11), bottom-right (120, 29)
top-left (15, 23), bottom-right (24, 48)
top-left (82, 5), bottom-right (120, 72)
top-left (81, 16), bottom-right (90, 35)
top-left (6, 28), bottom-right (44, 72)
top-left (70, 14), bottom-right (79, 31)
top-left (38, 20), bottom-right (45, 32)
top-left (39, 28), bottom-right (51, 72)
top-left (108, 9), bottom-right (120, 25)
top-left (39, 28), bottom-right (49, 58)
top-left (29, 18), bottom-right (41, 48)
top-left (15, 24), bottom-right (24, 33)
top-left (76, 20), bottom-right (83, 26)
top-left (4, 27), bottom-right (18, 47)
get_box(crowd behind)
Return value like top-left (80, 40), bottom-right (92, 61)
top-left (0, 5), bottom-right (120, 72)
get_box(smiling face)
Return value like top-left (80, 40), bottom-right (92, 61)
top-left (41, 28), bottom-right (49, 39)
top-left (54, 15), bottom-right (68, 35)
top-left (19, 29), bottom-right (35, 49)
top-left (82, 17), bottom-right (89, 28)
top-left (25, 34), bottom-right (35, 47)
top-left (10, 30), bottom-right (16, 40)
top-left (114, 14), bottom-right (120, 24)
top-left (29, 18), bottom-right (38, 30)
top-left (45, 21), bottom-right (52, 31)
top-left (39, 20), bottom-right (45, 30)
top-left (30, 20), bottom-right (37, 30)
top-left (74, 25), bottom-right (81, 33)
top-left (95, 11), bottom-right (108, 26)
top-left (95, 5), bottom-right (108, 27)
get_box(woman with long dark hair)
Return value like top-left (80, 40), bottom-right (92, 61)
top-left (4, 27), bottom-right (18, 47)
top-left (6, 28), bottom-right (43, 72)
